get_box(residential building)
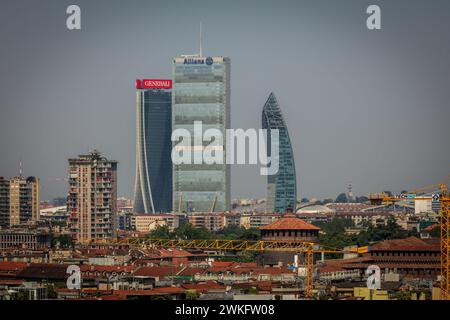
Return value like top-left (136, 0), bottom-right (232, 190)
top-left (0, 176), bottom-right (40, 228)
top-left (67, 151), bottom-right (118, 243)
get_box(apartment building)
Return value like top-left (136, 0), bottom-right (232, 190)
top-left (67, 151), bottom-right (118, 243)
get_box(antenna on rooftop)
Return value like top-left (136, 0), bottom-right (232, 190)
top-left (19, 159), bottom-right (23, 177)
top-left (199, 22), bottom-right (203, 57)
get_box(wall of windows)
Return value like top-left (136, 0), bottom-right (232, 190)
top-left (172, 57), bottom-right (230, 213)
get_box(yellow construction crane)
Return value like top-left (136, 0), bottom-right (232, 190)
top-left (123, 238), bottom-right (368, 298)
top-left (369, 178), bottom-right (450, 300)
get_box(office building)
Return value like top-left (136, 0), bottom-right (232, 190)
top-left (0, 176), bottom-right (40, 228)
top-left (133, 79), bottom-right (173, 213)
top-left (67, 151), bottom-right (117, 243)
top-left (262, 93), bottom-right (297, 212)
top-left (131, 213), bottom-right (179, 233)
top-left (172, 55), bottom-right (230, 213)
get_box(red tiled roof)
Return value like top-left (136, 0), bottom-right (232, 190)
top-left (370, 236), bottom-right (439, 251)
top-left (182, 281), bottom-right (226, 292)
top-left (80, 265), bottom-right (136, 273)
top-left (231, 262), bottom-right (258, 268)
top-left (211, 261), bottom-right (234, 268)
top-left (260, 215), bottom-right (320, 231)
top-left (16, 263), bottom-right (69, 280)
top-left (210, 261), bottom-right (257, 268)
top-left (0, 261), bottom-right (28, 273)
top-left (133, 266), bottom-right (181, 278)
top-left (178, 267), bottom-right (204, 276)
top-left (0, 279), bottom-right (25, 285)
top-left (99, 295), bottom-right (126, 300)
top-left (232, 280), bottom-right (276, 291)
top-left (319, 265), bottom-right (347, 273)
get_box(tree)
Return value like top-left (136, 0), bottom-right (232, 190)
top-left (52, 234), bottom-right (73, 248)
top-left (239, 228), bottom-right (260, 240)
top-left (47, 285), bottom-right (58, 299)
top-left (335, 193), bottom-right (348, 203)
top-left (244, 287), bottom-right (259, 294)
top-left (147, 225), bottom-right (172, 239)
top-left (322, 198), bottom-right (334, 205)
top-left (301, 197), bottom-right (309, 203)
top-left (216, 225), bottom-right (245, 240)
top-left (429, 227), bottom-right (441, 238)
top-left (184, 290), bottom-right (199, 300)
top-left (174, 222), bottom-right (212, 240)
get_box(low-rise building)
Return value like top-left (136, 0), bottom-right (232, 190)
top-left (132, 214), bottom-right (179, 233)
top-left (0, 229), bottom-right (52, 250)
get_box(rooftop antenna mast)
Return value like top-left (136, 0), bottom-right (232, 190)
top-left (19, 159), bottom-right (23, 177)
top-left (199, 22), bottom-right (203, 57)
top-left (181, 23), bottom-right (204, 58)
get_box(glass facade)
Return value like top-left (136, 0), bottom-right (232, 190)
top-left (262, 93), bottom-right (297, 213)
top-left (134, 89), bottom-right (172, 213)
top-left (172, 56), bottom-right (230, 212)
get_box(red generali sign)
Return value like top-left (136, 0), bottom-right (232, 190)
top-left (136, 79), bottom-right (172, 89)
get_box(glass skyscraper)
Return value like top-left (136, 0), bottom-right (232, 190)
top-left (134, 80), bottom-right (173, 213)
top-left (172, 56), bottom-right (230, 212)
top-left (262, 92), bottom-right (297, 213)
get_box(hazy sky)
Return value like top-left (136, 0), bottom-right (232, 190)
top-left (1, 0), bottom-right (450, 201)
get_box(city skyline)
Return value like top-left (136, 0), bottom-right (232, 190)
top-left (1, 0), bottom-right (450, 202)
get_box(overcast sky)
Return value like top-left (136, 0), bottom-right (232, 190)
top-left (1, 0), bottom-right (450, 201)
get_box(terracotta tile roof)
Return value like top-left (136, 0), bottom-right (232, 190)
top-left (342, 262), bottom-right (439, 269)
top-left (211, 261), bottom-right (234, 268)
top-left (133, 266), bottom-right (181, 278)
top-left (260, 215), bottom-right (320, 231)
top-left (182, 281), bottom-right (226, 292)
top-left (178, 267), bottom-right (204, 276)
top-left (231, 280), bottom-right (273, 289)
top-left (370, 236), bottom-right (439, 251)
top-left (98, 294), bottom-right (126, 300)
top-left (0, 279), bottom-right (25, 285)
top-left (80, 264), bottom-right (136, 273)
top-left (0, 261), bottom-right (28, 273)
top-left (318, 265), bottom-right (348, 273)
top-left (232, 262), bottom-right (258, 268)
top-left (16, 263), bottom-right (69, 280)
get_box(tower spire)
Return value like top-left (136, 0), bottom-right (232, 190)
top-left (19, 159), bottom-right (22, 177)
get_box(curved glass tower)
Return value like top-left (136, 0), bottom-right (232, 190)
top-left (262, 92), bottom-right (297, 213)
top-left (134, 86), bottom-right (172, 213)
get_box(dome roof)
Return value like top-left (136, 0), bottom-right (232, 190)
top-left (296, 205), bottom-right (334, 214)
